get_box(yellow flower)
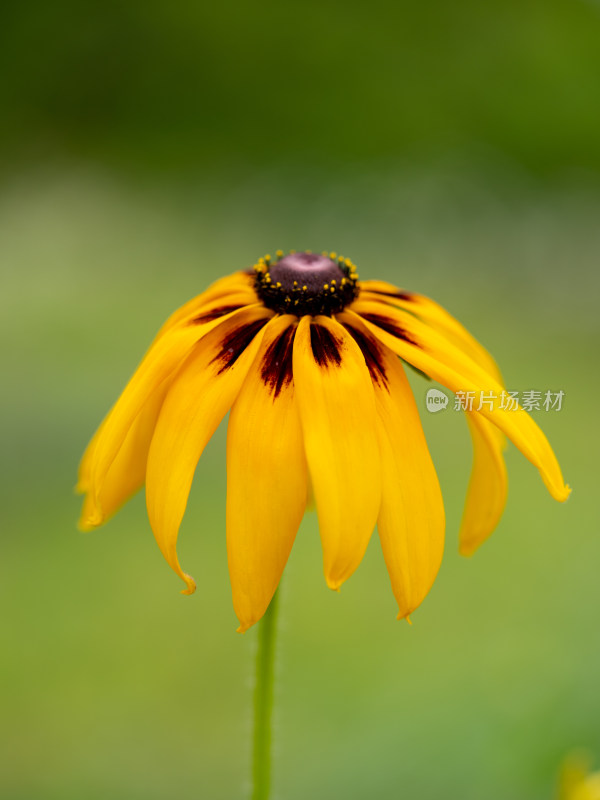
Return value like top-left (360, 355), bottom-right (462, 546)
top-left (559, 756), bottom-right (600, 800)
top-left (77, 251), bottom-right (570, 631)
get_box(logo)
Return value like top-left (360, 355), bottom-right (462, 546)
top-left (426, 388), bottom-right (448, 413)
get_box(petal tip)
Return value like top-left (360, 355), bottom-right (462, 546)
top-left (180, 574), bottom-right (197, 596)
top-left (236, 611), bottom-right (261, 633)
top-left (396, 609), bottom-right (415, 624)
top-left (77, 510), bottom-right (103, 532)
top-left (547, 481), bottom-right (572, 503)
top-left (459, 540), bottom-right (478, 558)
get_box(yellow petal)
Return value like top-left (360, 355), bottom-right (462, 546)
top-left (459, 411), bottom-right (508, 556)
top-left (357, 289), bottom-right (508, 547)
top-left (88, 304), bottom-right (260, 522)
top-left (292, 315), bottom-right (381, 590)
top-left (153, 273), bottom-right (257, 338)
top-left (78, 276), bottom-right (254, 497)
top-left (350, 301), bottom-right (570, 503)
top-left (145, 306), bottom-right (272, 594)
top-left (226, 315), bottom-right (307, 631)
top-left (337, 312), bottom-right (444, 619)
top-left (358, 281), bottom-right (503, 384)
top-left (77, 418), bottom-right (106, 495)
top-left (78, 384), bottom-right (169, 530)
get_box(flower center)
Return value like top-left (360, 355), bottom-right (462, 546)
top-left (253, 251), bottom-right (359, 315)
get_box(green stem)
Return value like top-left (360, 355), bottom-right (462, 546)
top-left (251, 590), bottom-right (280, 800)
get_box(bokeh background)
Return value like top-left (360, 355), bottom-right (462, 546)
top-left (1, 2), bottom-right (599, 798)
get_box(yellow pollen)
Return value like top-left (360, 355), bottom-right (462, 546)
top-left (331, 279), bottom-right (336, 284)
top-left (302, 285), bottom-right (307, 291)
top-left (293, 280), bottom-right (298, 287)
top-left (345, 258), bottom-right (352, 267)
top-left (276, 282), bottom-right (282, 288)
top-left (330, 286), bottom-right (335, 292)
top-left (329, 251), bottom-right (337, 259)
top-left (323, 283), bottom-right (329, 290)
top-left (276, 249), bottom-right (283, 258)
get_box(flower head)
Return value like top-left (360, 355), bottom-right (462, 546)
top-left (78, 251), bottom-right (570, 631)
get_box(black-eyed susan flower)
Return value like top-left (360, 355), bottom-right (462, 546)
top-left (78, 251), bottom-right (570, 631)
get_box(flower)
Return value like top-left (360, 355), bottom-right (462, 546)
top-left (78, 251), bottom-right (570, 631)
top-left (559, 755), bottom-right (600, 800)
top-left (568, 775), bottom-right (600, 800)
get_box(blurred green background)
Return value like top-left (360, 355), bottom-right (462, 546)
top-left (1, 1), bottom-right (599, 798)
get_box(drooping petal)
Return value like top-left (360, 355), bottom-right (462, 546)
top-left (357, 288), bottom-right (509, 551)
top-left (459, 411), bottom-right (508, 556)
top-left (350, 301), bottom-right (570, 503)
top-left (88, 303), bottom-right (261, 523)
top-left (338, 313), bottom-right (444, 619)
top-left (226, 315), bottom-right (307, 631)
top-left (153, 271), bottom-right (256, 337)
top-left (77, 418), bottom-right (106, 496)
top-left (292, 315), bottom-right (381, 590)
top-left (358, 281), bottom-right (503, 383)
top-left (145, 306), bottom-right (272, 593)
top-left (78, 383), bottom-right (169, 530)
top-left (79, 277), bottom-right (256, 499)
